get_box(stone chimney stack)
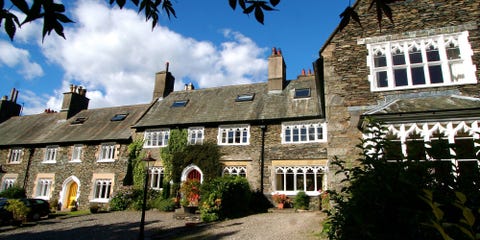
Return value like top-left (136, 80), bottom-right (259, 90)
top-left (153, 62), bottom-right (175, 101)
top-left (60, 84), bottom-right (89, 119)
top-left (268, 47), bottom-right (286, 93)
top-left (0, 88), bottom-right (21, 123)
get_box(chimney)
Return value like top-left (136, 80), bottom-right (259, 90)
top-left (153, 62), bottom-right (175, 100)
top-left (268, 47), bottom-right (286, 93)
top-left (0, 88), bottom-right (22, 123)
top-left (60, 84), bottom-right (89, 119)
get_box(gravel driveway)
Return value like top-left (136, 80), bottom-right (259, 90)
top-left (0, 210), bottom-right (325, 240)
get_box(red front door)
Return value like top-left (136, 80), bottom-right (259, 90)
top-left (187, 169), bottom-right (201, 181)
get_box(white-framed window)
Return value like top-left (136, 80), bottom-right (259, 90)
top-left (188, 127), bottom-right (204, 145)
top-left (372, 121), bottom-right (480, 181)
top-left (148, 167), bottom-right (165, 190)
top-left (282, 122), bottom-right (327, 144)
top-left (93, 179), bottom-right (112, 202)
top-left (144, 129), bottom-right (170, 148)
top-left (8, 148), bottom-right (22, 164)
top-left (274, 166), bottom-right (324, 196)
top-left (1, 178), bottom-right (15, 191)
top-left (218, 125), bottom-right (250, 145)
top-left (223, 166), bottom-right (247, 177)
top-left (71, 145), bottom-right (82, 162)
top-left (43, 146), bottom-right (58, 163)
top-left (366, 31), bottom-right (476, 91)
top-left (98, 143), bottom-right (116, 162)
top-left (35, 178), bottom-right (53, 199)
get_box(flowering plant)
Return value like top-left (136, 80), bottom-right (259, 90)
top-left (180, 179), bottom-right (201, 207)
top-left (272, 193), bottom-right (290, 204)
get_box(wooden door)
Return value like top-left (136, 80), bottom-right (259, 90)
top-left (66, 182), bottom-right (78, 208)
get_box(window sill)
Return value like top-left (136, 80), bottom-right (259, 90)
top-left (90, 199), bottom-right (110, 203)
top-left (143, 145), bottom-right (165, 148)
top-left (218, 143), bottom-right (250, 146)
top-left (272, 191), bottom-right (321, 197)
top-left (42, 161), bottom-right (56, 164)
top-left (97, 159), bottom-right (115, 163)
top-left (6, 162), bottom-right (21, 165)
top-left (69, 160), bottom-right (82, 163)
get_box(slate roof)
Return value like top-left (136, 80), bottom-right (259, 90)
top-left (134, 76), bottom-right (323, 128)
top-left (0, 104), bottom-right (149, 146)
top-left (359, 95), bottom-right (480, 128)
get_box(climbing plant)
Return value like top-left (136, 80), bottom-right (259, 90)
top-left (161, 129), bottom-right (188, 184)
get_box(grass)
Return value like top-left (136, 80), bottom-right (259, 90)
top-left (50, 209), bottom-right (91, 218)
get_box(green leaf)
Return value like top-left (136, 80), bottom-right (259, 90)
top-left (242, 4), bottom-right (254, 14)
top-left (270, 0), bottom-right (280, 7)
top-left (229, 0), bottom-right (237, 10)
top-left (254, 5), bottom-right (264, 24)
top-left (55, 13), bottom-right (74, 23)
top-left (5, 13), bottom-right (18, 41)
top-left (455, 191), bottom-right (467, 204)
top-left (162, 0), bottom-right (176, 19)
top-left (131, 0), bottom-right (140, 5)
top-left (11, 0), bottom-right (29, 14)
top-left (117, 0), bottom-right (127, 9)
top-left (0, 0), bottom-right (3, 9)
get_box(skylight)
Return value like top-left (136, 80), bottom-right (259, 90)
top-left (71, 117), bottom-right (87, 125)
top-left (172, 100), bottom-right (189, 108)
top-left (236, 93), bottom-right (255, 102)
top-left (294, 88), bottom-right (311, 99)
top-left (111, 113), bottom-right (128, 121)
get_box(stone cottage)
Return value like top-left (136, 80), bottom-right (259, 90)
top-left (0, 86), bottom-right (149, 209)
top-left (319, 0), bottom-right (479, 188)
top-left (134, 53), bottom-right (328, 207)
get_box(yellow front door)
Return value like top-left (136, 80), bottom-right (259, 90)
top-left (66, 182), bottom-right (78, 209)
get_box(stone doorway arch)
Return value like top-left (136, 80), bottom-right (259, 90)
top-left (59, 176), bottom-right (80, 210)
top-left (180, 164), bottom-right (203, 183)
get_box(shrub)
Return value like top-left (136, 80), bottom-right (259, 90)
top-left (180, 179), bottom-right (201, 207)
top-left (153, 198), bottom-right (176, 212)
top-left (200, 176), bottom-right (251, 222)
top-left (110, 186), bottom-right (137, 211)
top-left (89, 203), bottom-right (100, 213)
top-left (249, 190), bottom-right (272, 213)
top-left (293, 191), bottom-right (309, 210)
top-left (5, 199), bottom-right (30, 222)
top-left (0, 186), bottom-right (26, 199)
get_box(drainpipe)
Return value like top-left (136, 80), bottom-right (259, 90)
top-left (259, 125), bottom-right (266, 193)
top-left (23, 148), bottom-right (35, 191)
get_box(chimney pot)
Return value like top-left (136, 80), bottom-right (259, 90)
top-left (271, 47), bottom-right (276, 56)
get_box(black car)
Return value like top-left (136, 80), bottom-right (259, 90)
top-left (0, 198), bottom-right (50, 225)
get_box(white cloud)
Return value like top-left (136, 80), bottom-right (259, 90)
top-left (0, 41), bottom-right (43, 79)
top-left (41, 0), bottom-right (268, 110)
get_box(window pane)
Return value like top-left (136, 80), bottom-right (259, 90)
top-left (306, 171), bottom-right (315, 191)
top-left (449, 62), bottom-right (465, 82)
top-left (392, 50), bottom-right (405, 65)
top-left (275, 173), bottom-right (284, 191)
top-left (285, 128), bottom-right (291, 142)
top-left (293, 128), bottom-right (299, 142)
top-left (406, 135), bottom-right (426, 161)
top-left (296, 174), bottom-right (304, 191)
top-left (446, 46), bottom-right (460, 60)
top-left (429, 138), bottom-right (450, 160)
top-left (376, 71), bottom-right (388, 88)
top-left (429, 65), bottom-right (444, 84)
top-left (426, 46), bottom-right (440, 62)
top-left (374, 53), bottom-right (387, 67)
top-left (286, 173), bottom-right (294, 191)
top-left (300, 127), bottom-right (307, 141)
top-left (411, 67), bottom-right (426, 85)
top-left (394, 69), bottom-right (408, 86)
top-left (455, 138), bottom-right (475, 159)
top-left (308, 127), bottom-right (315, 141)
top-left (409, 47), bottom-right (422, 64)
top-left (385, 139), bottom-right (403, 160)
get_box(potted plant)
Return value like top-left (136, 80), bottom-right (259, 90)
top-left (272, 193), bottom-right (290, 209)
top-left (180, 179), bottom-right (201, 213)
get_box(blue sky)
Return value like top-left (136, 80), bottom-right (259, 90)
top-left (0, 0), bottom-right (348, 115)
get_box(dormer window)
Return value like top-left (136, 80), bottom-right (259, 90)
top-left (172, 100), bottom-right (188, 108)
top-left (111, 113), bottom-right (128, 121)
top-left (366, 31), bottom-right (477, 91)
top-left (294, 88), bottom-right (311, 99)
top-left (236, 93), bottom-right (255, 102)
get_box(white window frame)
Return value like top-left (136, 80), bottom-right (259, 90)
top-left (374, 121), bottom-right (480, 178)
top-left (218, 125), bottom-right (250, 145)
top-left (8, 148), bottom-right (22, 164)
top-left (274, 166), bottom-right (325, 196)
top-left (282, 122), bottom-right (327, 144)
top-left (143, 129), bottom-right (170, 148)
top-left (71, 144), bottom-right (82, 162)
top-left (92, 179), bottom-right (112, 203)
top-left (148, 167), bottom-right (165, 190)
top-left (1, 178), bottom-right (15, 191)
top-left (366, 31), bottom-right (476, 92)
top-left (223, 166), bottom-right (247, 177)
top-left (188, 127), bottom-right (204, 145)
top-left (98, 143), bottom-right (116, 162)
top-left (43, 146), bottom-right (58, 163)
top-left (35, 178), bottom-right (53, 200)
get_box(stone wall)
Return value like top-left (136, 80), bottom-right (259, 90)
top-left (321, 0), bottom-right (480, 190)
